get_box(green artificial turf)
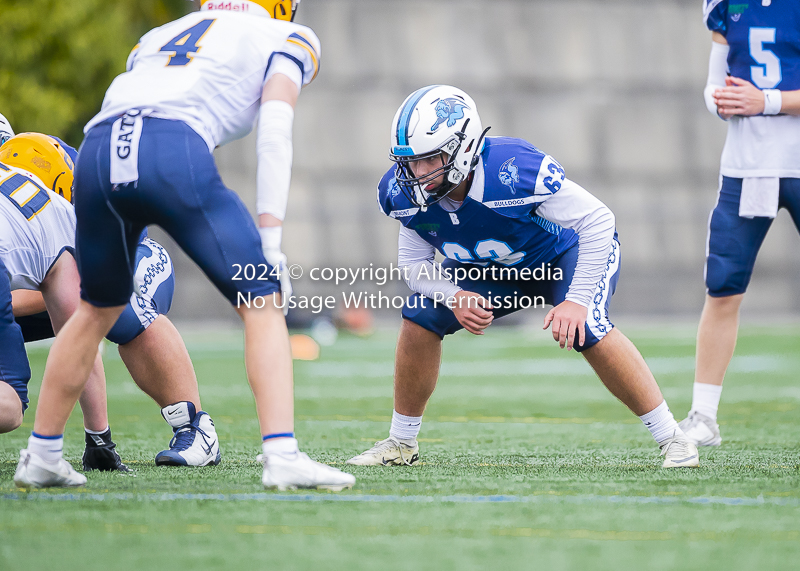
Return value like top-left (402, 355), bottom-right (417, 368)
top-left (1, 322), bottom-right (798, 570)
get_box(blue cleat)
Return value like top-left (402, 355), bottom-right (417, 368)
top-left (155, 401), bottom-right (221, 467)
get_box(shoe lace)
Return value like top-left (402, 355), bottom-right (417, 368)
top-left (364, 437), bottom-right (415, 466)
top-left (659, 433), bottom-right (691, 458)
top-left (170, 422), bottom-right (211, 451)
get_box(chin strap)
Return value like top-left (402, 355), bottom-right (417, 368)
top-left (470, 126), bottom-right (491, 169)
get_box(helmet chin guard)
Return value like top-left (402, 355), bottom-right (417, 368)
top-left (389, 86), bottom-right (489, 210)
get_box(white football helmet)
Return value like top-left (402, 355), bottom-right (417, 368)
top-left (389, 85), bottom-right (489, 209)
top-left (0, 113), bottom-right (14, 147)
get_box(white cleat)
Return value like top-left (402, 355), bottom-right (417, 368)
top-left (259, 451), bottom-right (356, 492)
top-left (678, 410), bottom-right (722, 447)
top-left (660, 433), bottom-right (700, 468)
top-left (14, 449), bottom-right (87, 489)
top-left (346, 436), bottom-right (420, 466)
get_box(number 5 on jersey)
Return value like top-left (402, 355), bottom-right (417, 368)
top-left (160, 19), bottom-right (215, 67)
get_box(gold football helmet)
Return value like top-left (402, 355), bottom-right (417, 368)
top-left (0, 133), bottom-right (75, 202)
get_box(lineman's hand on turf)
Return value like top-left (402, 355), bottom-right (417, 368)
top-left (543, 300), bottom-right (587, 350)
top-left (714, 77), bottom-right (764, 118)
top-left (263, 248), bottom-right (292, 316)
top-left (453, 291), bottom-right (493, 335)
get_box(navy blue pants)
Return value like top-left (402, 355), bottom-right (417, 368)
top-left (706, 177), bottom-right (800, 297)
top-left (75, 118), bottom-right (278, 308)
top-left (402, 239), bottom-right (621, 352)
top-left (0, 259), bottom-right (32, 412)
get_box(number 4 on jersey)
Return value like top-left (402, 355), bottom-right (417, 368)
top-left (160, 19), bottom-right (215, 67)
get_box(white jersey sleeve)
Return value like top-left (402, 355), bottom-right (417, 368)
top-left (535, 179), bottom-right (616, 308)
top-left (0, 165), bottom-right (76, 290)
top-left (398, 226), bottom-right (462, 302)
top-left (265, 30), bottom-right (321, 89)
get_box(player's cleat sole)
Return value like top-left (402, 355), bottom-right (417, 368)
top-left (678, 410), bottom-right (722, 447)
top-left (14, 450), bottom-right (87, 489)
top-left (346, 436), bottom-right (420, 466)
top-left (260, 452), bottom-right (356, 491)
top-left (155, 449), bottom-right (221, 467)
top-left (659, 433), bottom-right (700, 468)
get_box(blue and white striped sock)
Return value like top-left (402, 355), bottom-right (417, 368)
top-left (28, 432), bottom-right (64, 463)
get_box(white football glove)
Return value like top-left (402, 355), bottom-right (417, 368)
top-left (260, 227), bottom-right (292, 316)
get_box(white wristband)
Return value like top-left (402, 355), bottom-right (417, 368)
top-left (259, 226), bottom-right (282, 251)
top-left (763, 89), bottom-right (782, 115)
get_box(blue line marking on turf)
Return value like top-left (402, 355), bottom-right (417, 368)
top-left (1, 492), bottom-right (797, 507)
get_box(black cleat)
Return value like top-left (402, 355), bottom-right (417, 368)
top-left (82, 428), bottom-right (130, 472)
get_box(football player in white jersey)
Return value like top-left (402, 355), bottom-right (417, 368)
top-left (15, 0), bottom-right (355, 491)
top-left (0, 134), bottom-right (115, 480)
top-left (680, 1), bottom-right (800, 446)
top-left (0, 133), bottom-right (222, 480)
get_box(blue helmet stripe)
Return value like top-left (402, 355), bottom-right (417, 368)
top-left (396, 85), bottom-right (438, 147)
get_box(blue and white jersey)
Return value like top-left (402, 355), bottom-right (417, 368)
top-left (703, 0), bottom-right (800, 177)
top-left (705, 0), bottom-right (800, 90)
top-left (378, 137), bottom-right (579, 271)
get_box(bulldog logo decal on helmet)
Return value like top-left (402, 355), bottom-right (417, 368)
top-left (430, 98), bottom-right (469, 132)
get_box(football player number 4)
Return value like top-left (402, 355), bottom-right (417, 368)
top-left (749, 27), bottom-right (782, 89)
top-left (160, 19), bottom-right (215, 67)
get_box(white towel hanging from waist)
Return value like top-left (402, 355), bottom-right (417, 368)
top-left (109, 108), bottom-right (152, 185)
top-left (739, 177), bottom-right (779, 219)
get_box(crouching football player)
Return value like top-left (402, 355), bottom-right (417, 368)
top-left (0, 133), bottom-right (219, 484)
top-left (348, 86), bottom-right (699, 469)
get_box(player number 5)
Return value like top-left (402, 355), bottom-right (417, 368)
top-left (749, 27), bottom-right (782, 89)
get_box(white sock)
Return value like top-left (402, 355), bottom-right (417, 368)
top-left (390, 410), bottom-right (422, 442)
top-left (639, 401), bottom-right (682, 445)
top-left (691, 382), bottom-right (723, 421)
top-left (28, 432), bottom-right (64, 464)
top-left (262, 437), bottom-right (299, 455)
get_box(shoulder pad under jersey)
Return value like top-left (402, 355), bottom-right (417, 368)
top-left (703, 0), bottom-right (727, 35)
top-left (377, 165), bottom-right (419, 226)
top-left (476, 137), bottom-right (566, 218)
top-left (269, 26), bottom-right (321, 86)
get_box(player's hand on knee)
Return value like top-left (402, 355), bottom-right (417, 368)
top-left (543, 300), bottom-right (587, 350)
top-left (714, 77), bottom-right (764, 117)
top-left (453, 291), bottom-right (493, 335)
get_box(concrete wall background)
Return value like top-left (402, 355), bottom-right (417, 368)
top-left (152, 0), bottom-right (800, 324)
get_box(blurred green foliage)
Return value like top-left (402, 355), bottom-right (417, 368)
top-left (0, 0), bottom-right (192, 145)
